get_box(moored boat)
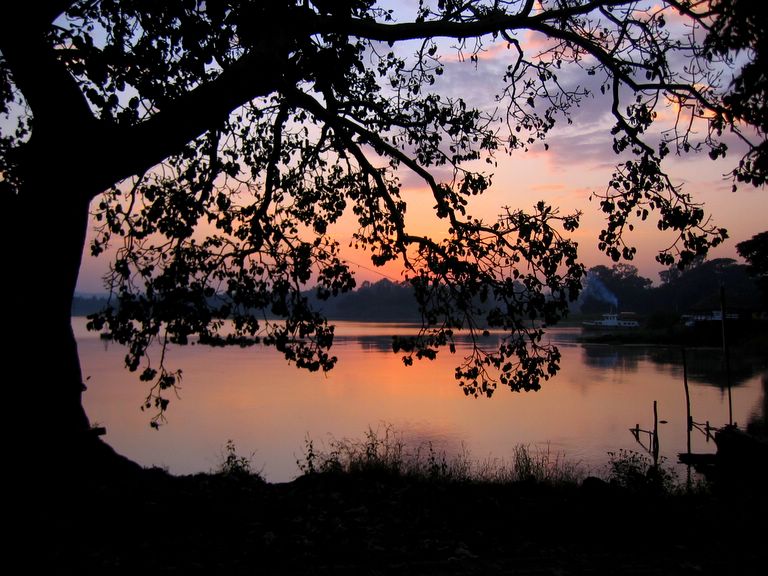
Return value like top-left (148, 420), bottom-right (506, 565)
top-left (582, 312), bottom-right (640, 329)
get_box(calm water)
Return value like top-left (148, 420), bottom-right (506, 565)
top-left (75, 318), bottom-right (767, 482)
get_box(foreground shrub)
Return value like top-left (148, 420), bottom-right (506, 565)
top-left (606, 449), bottom-right (678, 495)
top-left (215, 439), bottom-right (264, 481)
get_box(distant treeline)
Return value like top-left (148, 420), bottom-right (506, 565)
top-left (577, 259), bottom-right (763, 317)
top-left (72, 279), bottom-right (422, 321)
top-left (307, 279), bottom-right (421, 321)
top-left (72, 295), bottom-right (112, 317)
top-left (73, 258), bottom-right (766, 322)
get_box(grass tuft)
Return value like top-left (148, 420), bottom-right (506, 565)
top-left (296, 424), bottom-right (586, 485)
top-left (214, 439), bottom-right (265, 481)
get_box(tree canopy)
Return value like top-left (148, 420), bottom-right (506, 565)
top-left (737, 231), bottom-right (768, 308)
top-left (580, 264), bottom-right (653, 314)
top-left (1, 0), bottom-right (765, 431)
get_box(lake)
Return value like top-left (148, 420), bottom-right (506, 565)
top-left (75, 318), bottom-right (766, 482)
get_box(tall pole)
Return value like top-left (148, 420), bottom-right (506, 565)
top-left (720, 284), bottom-right (733, 426)
top-left (682, 347), bottom-right (692, 488)
top-left (652, 400), bottom-right (659, 469)
top-left (682, 348), bottom-right (691, 456)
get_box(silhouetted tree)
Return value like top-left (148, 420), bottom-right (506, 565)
top-left (581, 264), bottom-right (653, 314)
top-left (314, 278), bottom-right (420, 321)
top-left (1, 1), bottom-right (764, 461)
top-left (736, 231), bottom-right (768, 309)
top-left (655, 257), bottom-right (761, 313)
top-left (703, 0), bottom-right (767, 187)
top-left (658, 254), bottom-right (706, 286)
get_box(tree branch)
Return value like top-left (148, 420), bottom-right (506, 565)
top-left (97, 50), bottom-right (287, 194)
top-left (306, 1), bottom-right (632, 43)
top-left (0, 11), bottom-right (95, 132)
top-left (0, 1), bottom-right (76, 33)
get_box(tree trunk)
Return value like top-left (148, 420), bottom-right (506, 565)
top-left (8, 183), bottom-right (90, 443)
top-left (5, 179), bottom-right (142, 564)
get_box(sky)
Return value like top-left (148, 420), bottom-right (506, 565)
top-left (74, 1), bottom-right (768, 293)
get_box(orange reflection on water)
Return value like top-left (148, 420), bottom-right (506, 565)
top-left (76, 319), bottom-right (765, 482)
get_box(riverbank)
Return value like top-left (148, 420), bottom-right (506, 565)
top-left (39, 469), bottom-right (766, 574)
top-left (577, 319), bottom-right (768, 350)
top-left (33, 439), bottom-right (768, 575)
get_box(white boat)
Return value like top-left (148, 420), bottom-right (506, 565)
top-left (582, 312), bottom-right (640, 329)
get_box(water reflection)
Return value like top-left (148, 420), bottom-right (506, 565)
top-left (75, 318), bottom-right (765, 482)
top-left (577, 342), bottom-right (764, 389)
top-left (581, 346), bottom-right (641, 372)
top-left (344, 335), bottom-right (393, 353)
top-left (646, 347), bottom-right (764, 389)
top-left (747, 373), bottom-right (768, 437)
top-left (338, 330), bottom-right (505, 354)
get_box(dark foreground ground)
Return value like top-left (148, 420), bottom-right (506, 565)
top-left (22, 449), bottom-right (768, 576)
